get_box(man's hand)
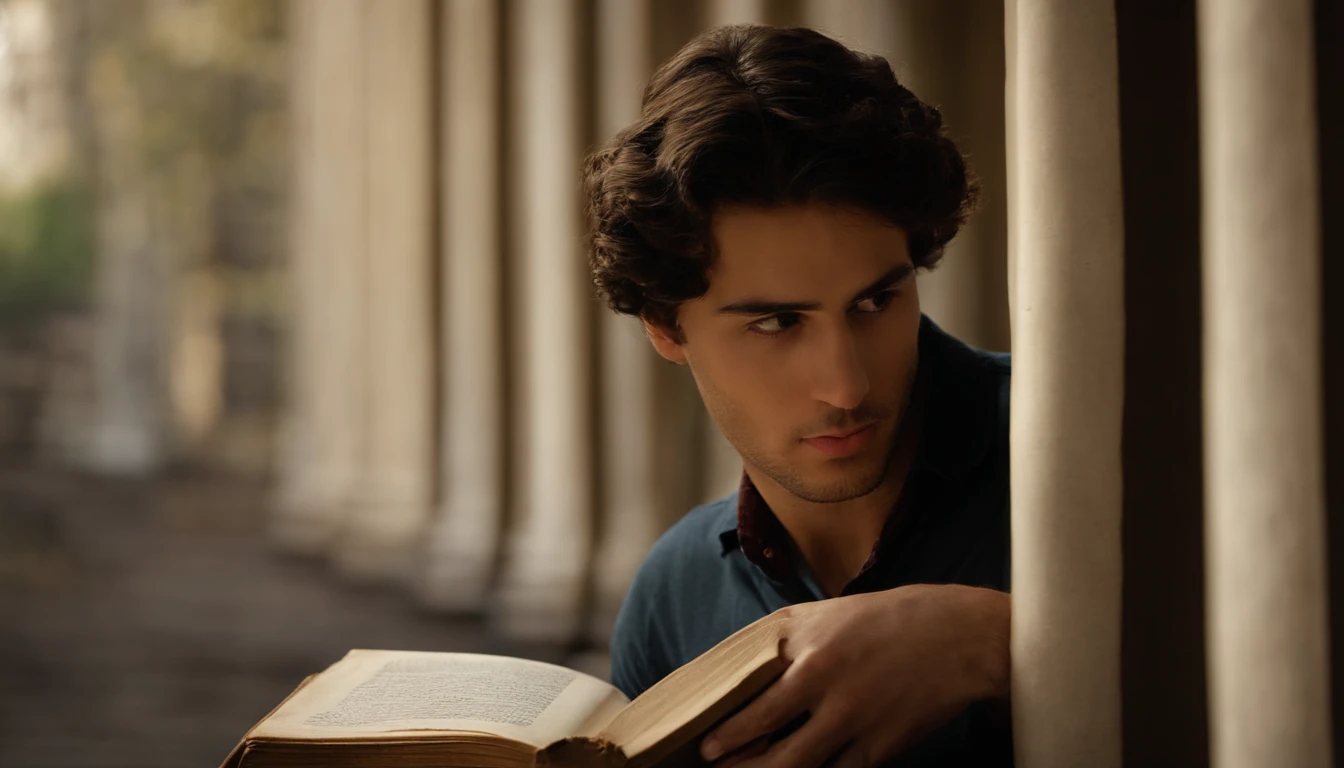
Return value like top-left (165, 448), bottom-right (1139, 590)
top-left (700, 585), bottom-right (1010, 768)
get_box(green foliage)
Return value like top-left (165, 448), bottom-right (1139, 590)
top-left (0, 180), bottom-right (94, 331)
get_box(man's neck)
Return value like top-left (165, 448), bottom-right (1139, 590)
top-left (748, 401), bottom-right (924, 597)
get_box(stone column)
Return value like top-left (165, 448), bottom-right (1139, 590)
top-left (497, 0), bottom-right (594, 642)
top-left (707, 0), bottom-right (767, 27)
top-left (1199, 1), bottom-right (1332, 766)
top-left (0, 0), bottom-right (72, 194)
top-left (801, 0), bottom-right (890, 47)
top-left (889, 2), bottom-right (1008, 352)
top-left (1009, 2), bottom-right (1125, 767)
top-left (334, 0), bottom-right (436, 582)
top-left (588, 0), bottom-right (666, 643)
top-left (421, 0), bottom-right (506, 612)
top-left (83, 28), bottom-right (172, 476)
top-left (274, 0), bottom-right (324, 549)
top-left (272, 0), bottom-right (367, 554)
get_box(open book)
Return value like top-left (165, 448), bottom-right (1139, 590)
top-left (221, 613), bottom-right (787, 768)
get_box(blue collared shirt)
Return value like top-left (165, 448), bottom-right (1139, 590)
top-left (610, 316), bottom-right (1013, 766)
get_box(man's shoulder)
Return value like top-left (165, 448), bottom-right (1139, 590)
top-left (976, 348), bottom-right (1011, 413)
top-left (921, 316), bottom-right (1010, 379)
top-left (622, 492), bottom-right (738, 612)
top-left (609, 493), bottom-right (738, 697)
top-left (646, 493), bottom-right (737, 569)
top-left (938, 324), bottom-right (1010, 376)
top-left (924, 319), bottom-right (1011, 430)
top-left (978, 348), bottom-right (1011, 374)
top-left (985, 349), bottom-right (1011, 406)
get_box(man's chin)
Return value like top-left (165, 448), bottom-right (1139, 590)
top-left (776, 459), bottom-right (889, 504)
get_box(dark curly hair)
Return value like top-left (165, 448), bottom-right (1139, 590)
top-left (583, 24), bottom-right (978, 334)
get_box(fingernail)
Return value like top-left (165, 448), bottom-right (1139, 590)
top-left (701, 737), bottom-right (723, 761)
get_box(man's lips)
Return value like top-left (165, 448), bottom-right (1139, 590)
top-left (801, 422), bottom-right (877, 457)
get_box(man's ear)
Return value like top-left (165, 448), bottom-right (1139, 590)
top-left (641, 317), bottom-right (688, 365)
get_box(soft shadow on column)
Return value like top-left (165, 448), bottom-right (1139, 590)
top-left (1317, 0), bottom-right (1344, 764)
top-left (1114, 1), bottom-right (1210, 766)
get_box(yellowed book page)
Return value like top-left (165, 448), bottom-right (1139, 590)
top-left (598, 613), bottom-right (787, 765)
top-left (251, 650), bottom-right (629, 748)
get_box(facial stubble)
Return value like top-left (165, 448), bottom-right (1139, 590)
top-left (711, 353), bottom-right (920, 505)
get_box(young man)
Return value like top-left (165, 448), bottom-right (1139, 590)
top-left (584, 25), bottom-right (1012, 768)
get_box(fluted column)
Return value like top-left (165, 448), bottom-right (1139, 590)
top-left (497, 0), bottom-right (594, 642)
top-left (83, 20), bottom-right (171, 476)
top-left (707, 0), bottom-right (767, 27)
top-left (1199, 1), bottom-right (1332, 766)
top-left (85, 179), bottom-right (169, 474)
top-left (421, 0), bottom-right (506, 612)
top-left (889, 1), bottom-right (1008, 352)
top-left (333, 0), bottom-right (436, 582)
top-left (274, 0), bottom-right (318, 546)
top-left (1009, 2), bottom-right (1124, 767)
top-left (588, 0), bottom-right (665, 643)
top-left (801, 0), bottom-right (890, 49)
top-left (272, 0), bottom-right (367, 552)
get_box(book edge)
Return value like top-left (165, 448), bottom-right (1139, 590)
top-left (218, 673), bottom-right (320, 768)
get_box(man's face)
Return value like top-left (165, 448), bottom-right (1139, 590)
top-left (646, 203), bottom-right (921, 504)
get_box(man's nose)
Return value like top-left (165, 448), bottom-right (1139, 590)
top-left (809, 323), bottom-right (870, 411)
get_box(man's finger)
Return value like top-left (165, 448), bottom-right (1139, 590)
top-left (701, 672), bottom-right (809, 761)
top-left (716, 736), bottom-right (770, 768)
top-left (733, 711), bottom-right (848, 768)
top-left (826, 743), bottom-right (868, 768)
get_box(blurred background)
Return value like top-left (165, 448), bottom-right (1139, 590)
top-left (0, 0), bottom-right (1009, 765)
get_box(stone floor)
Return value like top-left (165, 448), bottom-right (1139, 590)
top-left (0, 465), bottom-right (574, 768)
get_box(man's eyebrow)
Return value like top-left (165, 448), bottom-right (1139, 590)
top-left (714, 264), bottom-right (915, 317)
top-left (715, 298), bottom-right (823, 316)
top-left (848, 263), bottom-right (915, 304)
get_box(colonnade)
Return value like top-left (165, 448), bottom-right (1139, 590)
top-left (277, 0), bottom-right (1009, 643)
top-left (276, 3), bottom-right (1338, 766)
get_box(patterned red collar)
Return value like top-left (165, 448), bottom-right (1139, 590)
top-left (734, 464), bottom-right (915, 589)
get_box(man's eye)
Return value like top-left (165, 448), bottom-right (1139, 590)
top-left (854, 290), bottom-right (897, 313)
top-left (749, 313), bottom-right (801, 335)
